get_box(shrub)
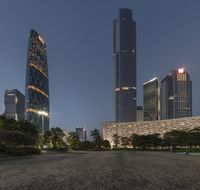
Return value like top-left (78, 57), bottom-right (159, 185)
top-left (56, 147), bottom-right (68, 151)
top-left (0, 143), bottom-right (6, 152)
top-left (6, 147), bottom-right (41, 156)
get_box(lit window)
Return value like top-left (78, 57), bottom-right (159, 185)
top-left (26, 108), bottom-right (49, 117)
top-left (28, 85), bottom-right (49, 98)
top-left (122, 87), bottom-right (129, 90)
top-left (178, 68), bottom-right (184, 73)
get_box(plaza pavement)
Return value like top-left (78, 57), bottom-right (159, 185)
top-left (0, 151), bottom-right (200, 190)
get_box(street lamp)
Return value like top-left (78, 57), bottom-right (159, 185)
top-left (38, 110), bottom-right (48, 133)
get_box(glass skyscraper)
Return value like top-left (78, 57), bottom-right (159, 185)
top-left (113, 8), bottom-right (136, 122)
top-left (143, 78), bottom-right (160, 121)
top-left (25, 30), bottom-right (49, 132)
top-left (75, 127), bottom-right (87, 142)
top-left (4, 89), bottom-right (25, 120)
top-left (161, 68), bottom-right (192, 119)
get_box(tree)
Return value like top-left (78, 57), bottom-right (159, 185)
top-left (130, 134), bottom-right (144, 149)
top-left (0, 115), bottom-right (7, 129)
top-left (187, 131), bottom-right (200, 148)
top-left (0, 116), bottom-right (42, 155)
top-left (50, 127), bottom-right (66, 149)
top-left (187, 128), bottom-right (200, 148)
top-left (143, 134), bottom-right (162, 149)
top-left (112, 134), bottom-right (120, 149)
top-left (0, 130), bottom-right (35, 148)
top-left (17, 120), bottom-right (39, 139)
top-left (152, 134), bottom-right (162, 148)
top-left (121, 137), bottom-right (130, 148)
top-left (80, 141), bottom-right (92, 150)
top-left (163, 130), bottom-right (187, 150)
top-left (102, 140), bottom-right (111, 149)
top-left (67, 132), bottom-right (80, 150)
top-left (43, 130), bottom-right (52, 148)
top-left (36, 133), bottom-right (45, 149)
top-left (0, 116), bottom-right (17, 131)
top-left (90, 129), bottom-right (102, 150)
top-left (0, 116), bottom-right (39, 148)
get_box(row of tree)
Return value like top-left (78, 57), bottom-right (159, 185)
top-left (2, 114), bottom-right (199, 153)
top-left (0, 115), bottom-right (110, 155)
top-left (112, 128), bottom-right (200, 150)
top-left (0, 115), bottom-right (40, 155)
top-left (66, 129), bottom-right (110, 150)
top-left (0, 116), bottom-right (70, 154)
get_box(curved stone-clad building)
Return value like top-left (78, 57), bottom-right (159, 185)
top-left (25, 29), bottom-right (49, 132)
top-left (102, 116), bottom-right (200, 147)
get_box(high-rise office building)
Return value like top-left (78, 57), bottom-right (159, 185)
top-left (143, 78), bottom-right (160, 121)
top-left (25, 29), bottom-right (49, 132)
top-left (161, 68), bottom-right (192, 119)
top-left (76, 127), bottom-right (87, 142)
top-left (113, 8), bottom-right (136, 122)
top-left (4, 89), bottom-right (25, 120)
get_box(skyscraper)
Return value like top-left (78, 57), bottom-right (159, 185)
top-left (25, 30), bottom-right (49, 132)
top-left (143, 78), bottom-right (160, 121)
top-left (113, 8), bottom-right (136, 122)
top-left (161, 68), bottom-right (192, 119)
top-left (76, 127), bottom-right (87, 142)
top-left (4, 89), bottom-right (25, 120)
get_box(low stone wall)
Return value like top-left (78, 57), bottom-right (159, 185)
top-left (102, 116), bottom-right (200, 146)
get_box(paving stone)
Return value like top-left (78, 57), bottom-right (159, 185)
top-left (0, 151), bottom-right (200, 190)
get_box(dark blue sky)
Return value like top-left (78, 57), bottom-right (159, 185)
top-left (1, 0), bottom-right (200, 132)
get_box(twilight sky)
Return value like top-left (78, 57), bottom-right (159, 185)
top-left (1, 0), bottom-right (200, 132)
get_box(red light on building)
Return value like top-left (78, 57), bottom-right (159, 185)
top-left (178, 68), bottom-right (184, 73)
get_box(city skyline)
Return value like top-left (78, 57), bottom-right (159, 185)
top-left (1, 1), bottom-right (200, 131)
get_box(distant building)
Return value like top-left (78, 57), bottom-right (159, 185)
top-left (136, 106), bottom-right (143, 121)
top-left (4, 89), bottom-right (25, 120)
top-left (25, 29), bottom-right (49, 132)
top-left (143, 78), bottom-right (160, 121)
top-left (63, 130), bottom-right (70, 144)
top-left (114, 8), bottom-right (137, 122)
top-left (76, 127), bottom-right (87, 142)
top-left (161, 68), bottom-right (192, 119)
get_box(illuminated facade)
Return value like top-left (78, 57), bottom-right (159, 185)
top-left (103, 116), bottom-right (200, 147)
top-left (161, 68), bottom-right (192, 119)
top-left (114, 8), bottom-right (136, 122)
top-left (4, 89), bottom-right (25, 120)
top-left (143, 78), bottom-right (160, 121)
top-left (25, 30), bottom-right (49, 132)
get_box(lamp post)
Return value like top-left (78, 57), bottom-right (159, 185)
top-left (38, 110), bottom-right (48, 133)
top-left (41, 114), bottom-right (44, 133)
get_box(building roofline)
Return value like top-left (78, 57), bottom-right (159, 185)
top-left (143, 77), bottom-right (158, 85)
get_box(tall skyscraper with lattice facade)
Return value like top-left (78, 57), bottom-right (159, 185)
top-left (25, 29), bottom-right (49, 132)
